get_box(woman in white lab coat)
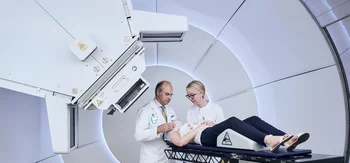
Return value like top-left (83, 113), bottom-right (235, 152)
top-left (186, 80), bottom-right (225, 126)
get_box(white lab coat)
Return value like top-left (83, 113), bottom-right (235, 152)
top-left (135, 99), bottom-right (177, 163)
top-left (187, 102), bottom-right (225, 125)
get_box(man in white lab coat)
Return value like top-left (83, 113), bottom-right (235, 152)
top-left (135, 80), bottom-right (178, 163)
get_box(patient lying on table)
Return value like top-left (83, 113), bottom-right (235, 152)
top-left (168, 116), bottom-right (310, 152)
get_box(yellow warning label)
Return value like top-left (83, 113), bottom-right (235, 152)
top-left (77, 41), bottom-right (88, 52)
top-left (97, 100), bottom-right (103, 106)
top-left (99, 92), bottom-right (104, 98)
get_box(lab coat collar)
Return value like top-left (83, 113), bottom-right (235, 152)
top-left (153, 98), bottom-right (167, 111)
top-left (197, 100), bottom-right (211, 111)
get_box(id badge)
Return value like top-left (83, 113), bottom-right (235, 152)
top-left (170, 114), bottom-right (176, 122)
top-left (151, 114), bottom-right (158, 124)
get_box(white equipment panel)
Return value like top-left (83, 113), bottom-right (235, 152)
top-left (0, 0), bottom-right (145, 154)
top-left (0, 0), bottom-right (136, 99)
top-left (0, 0), bottom-right (188, 154)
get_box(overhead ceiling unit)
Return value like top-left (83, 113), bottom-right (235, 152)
top-left (131, 10), bottom-right (188, 42)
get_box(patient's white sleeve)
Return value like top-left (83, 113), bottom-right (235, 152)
top-left (179, 123), bottom-right (199, 137)
top-left (173, 121), bottom-right (182, 131)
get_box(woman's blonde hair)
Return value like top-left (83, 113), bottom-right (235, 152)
top-left (186, 80), bottom-right (206, 98)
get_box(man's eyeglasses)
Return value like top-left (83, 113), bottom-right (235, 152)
top-left (186, 94), bottom-right (196, 99)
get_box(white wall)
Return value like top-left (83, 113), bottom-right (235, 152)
top-left (103, 66), bottom-right (195, 163)
top-left (255, 66), bottom-right (347, 155)
top-left (192, 39), bottom-right (252, 102)
top-left (158, 25), bottom-right (216, 75)
top-left (157, 0), bottom-right (244, 37)
top-left (77, 109), bottom-right (104, 146)
top-left (40, 155), bottom-right (64, 163)
top-left (62, 140), bottom-right (119, 163)
top-left (0, 81), bottom-right (118, 163)
top-left (218, 0), bottom-right (336, 87)
top-left (215, 90), bottom-right (259, 120)
top-left (61, 100), bottom-right (119, 163)
top-left (0, 88), bottom-right (63, 163)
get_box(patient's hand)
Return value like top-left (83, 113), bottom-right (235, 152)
top-left (157, 123), bottom-right (175, 133)
top-left (187, 124), bottom-right (193, 130)
top-left (198, 123), bottom-right (209, 130)
top-left (201, 120), bottom-right (215, 127)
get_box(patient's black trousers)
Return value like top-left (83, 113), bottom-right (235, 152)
top-left (200, 116), bottom-right (286, 147)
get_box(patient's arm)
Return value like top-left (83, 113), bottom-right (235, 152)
top-left (169, 123), bottom-right (206, 147)
top-left (201, 120), bottom-right (215, 127)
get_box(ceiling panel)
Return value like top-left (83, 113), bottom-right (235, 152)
top-left (192, 40), bottom-right (252, 102)
top-left (218, 0), bottom-right (336, 87)
top-left (130, 0), bottom-right (156, 12)
top-left (304, 0), bottom-right (331, 17)
top-left (340, 49), bottom-right (350, 92)
top-left (328, 0), bottom-right (350, 19)
top-left (158, 25), bottom-right (215, 75)
top-left (317, 0), bottom-right (350, 26)
top-left (325, 21), bottom-right (350, 55)
top-left (343, 17), bottom-right (350, 35)
top-left (327, 0), bottom-right (349, 8)
top-left (157, 0), bottom-right (244, 37)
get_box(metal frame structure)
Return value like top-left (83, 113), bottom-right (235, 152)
top-left (165, 148), bottom-right (233, 163)
top-left (165, 147), bottom-right (345, 163)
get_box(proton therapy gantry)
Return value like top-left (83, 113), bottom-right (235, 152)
top-left (0, 0), bottom-right (188, 154)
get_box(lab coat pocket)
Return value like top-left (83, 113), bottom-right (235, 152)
top-left (149, 113), bottom-right (159, 126)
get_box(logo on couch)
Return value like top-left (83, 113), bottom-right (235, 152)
top-left (222, 132), bottom-right (232, 146)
